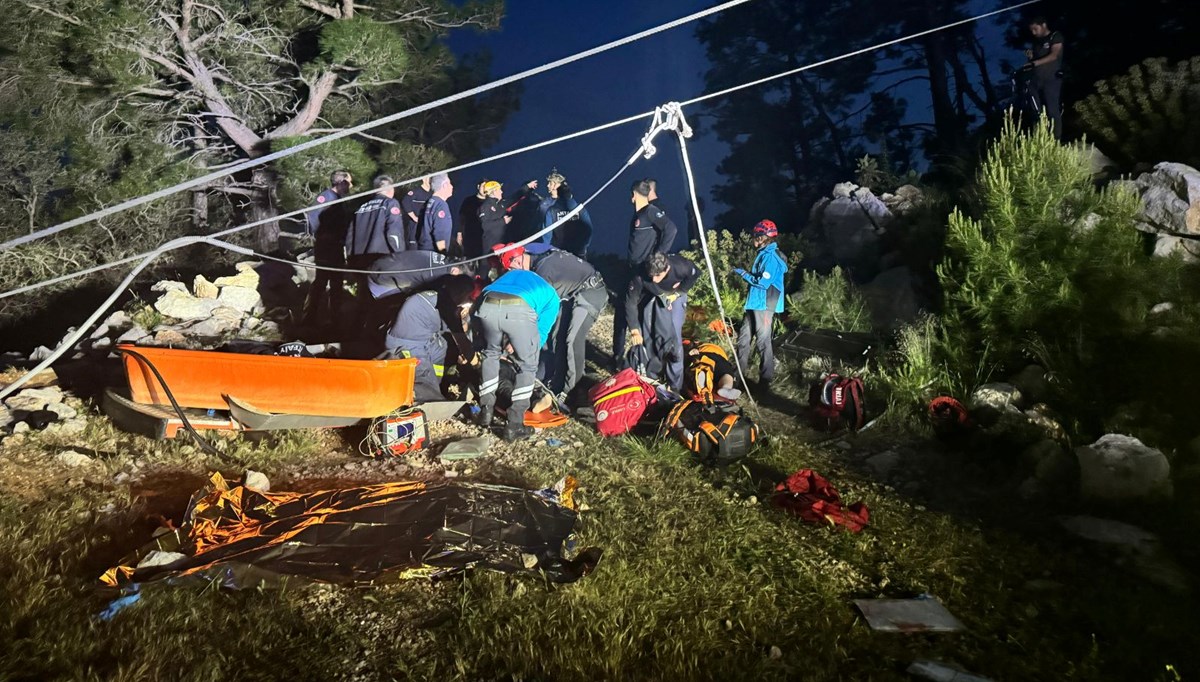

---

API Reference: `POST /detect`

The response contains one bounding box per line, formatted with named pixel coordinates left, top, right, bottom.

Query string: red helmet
left=492, top=242, right=525, bottom=270
left=753, top=219, right=778, bottom=237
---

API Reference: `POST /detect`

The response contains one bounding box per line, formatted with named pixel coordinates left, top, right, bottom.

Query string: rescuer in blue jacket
left=734, top=219, right=789, bottom=387
left=474, top=268, right=559, bottom=441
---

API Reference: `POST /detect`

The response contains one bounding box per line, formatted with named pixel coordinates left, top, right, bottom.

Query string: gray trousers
left=476, top=296, right=540, bottom=419
left=737, top=308, right=776, bottom=383
left=557, top=285, right=607, bottom=395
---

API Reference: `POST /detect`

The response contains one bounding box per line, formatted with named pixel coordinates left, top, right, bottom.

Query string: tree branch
left=19, top=2, right=80, bottom=26
left=299, top=0, right=341, bottom=19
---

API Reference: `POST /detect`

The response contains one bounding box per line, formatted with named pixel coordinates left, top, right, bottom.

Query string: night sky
left=444, top=0, right=1017, bottom=255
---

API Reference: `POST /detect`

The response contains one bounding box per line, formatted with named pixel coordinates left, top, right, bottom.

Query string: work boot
left=474, top=406, right=493, bottom=429
left=502, top=424, right=535, bottom=442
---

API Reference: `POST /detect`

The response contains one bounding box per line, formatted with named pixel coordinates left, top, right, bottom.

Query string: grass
left=1, top=405, right=1198, bottom=681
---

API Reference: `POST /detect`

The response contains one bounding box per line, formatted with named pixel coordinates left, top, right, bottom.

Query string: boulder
left=151, top=280, right=188, bottom=294
left=116, top=325, right=150, bottom=344
left=101, top=310, right=131, bottom=331
left=831, top=182, right=857, bottom=199
left=0, top=406, right=13, bottom=429
left=1076, top=434, right=1171, bottom=501
left=217, top=286, right=262, bottom=314
left=185, top=307, right=244, bottom=337
left=242, top=470, right=271, bottom=492
left=881, top=184, right=924, bottom=215
left=55, top=450, right=95, bottom=468
left=1085, top=145, right=1119, bottom=178
left=192, top=275, right=219, bottom=299
left=213, top=268, right=260, bottom=290
left=1117, top=162, right=1200, bottom=235
left=152, top=329, right=188, bottom=347
left=154, top=289, right=221, bottom=321
left=1152, top=234, right=1200, bottom=262
left=969, top=383, right=1023, bottom=413
left=46, top=402, right=78, bottom=421
left=858, top=266, right=921, bottom=329
left=4, top=386, right=65, bottom=412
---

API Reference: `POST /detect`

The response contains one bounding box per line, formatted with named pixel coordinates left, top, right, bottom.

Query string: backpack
left=588, top=368, right=658, bottom=436
left=665, top=400, right=760, bottom=465
left=684, top=343, right=732, bottom=404
left=808, top=373, right=866, bottom=432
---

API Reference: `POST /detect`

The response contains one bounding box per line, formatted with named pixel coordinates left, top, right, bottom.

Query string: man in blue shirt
left=734, top=220, right=788, bottom=387
left=474, top=267, right=560, bottom=441
left=546, top=182, right=593, bottom=258
left=419, top=173, right=454, bottom=253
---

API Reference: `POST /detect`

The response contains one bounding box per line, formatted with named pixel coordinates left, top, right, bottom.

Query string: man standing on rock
left=401, top=176, right=431, bottom=250
left=613, top=180, right=679, bottom=364
left=301, top=169, right=353, bottom=328
left=1025, top=15, right=1065, bottom=139
left=345, top=175, right=405, bottom=335
left=419, top=173, right=454, bottom=254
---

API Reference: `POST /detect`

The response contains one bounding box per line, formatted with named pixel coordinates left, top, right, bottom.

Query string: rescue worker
left=384, top=275, right=478, bottom=403
left=345, top=175, right=405, bottom=334
left=400, top=176, right=431, bottom=250
left=504, top=179, right=543, bottom=242
left=614, top=179, right=679, bottom=362
left=458, top=179, right=489, bottom=259
left=546, top=182, right=593, bottom=258
left=419, top=173, right=454, bottom=253
left=301, top=169, right=353, bottom=327
left=625, top=252, right=699, bottom=390
left=734, top=219, right=788, bottom=389
left=478, top=181, right=510, bottom=257
left=1024, top=16, right=1065, bottom=139
left=474, top=266, right=559, bottom=441
left=493, top=242, right=606, bottom=403
left=535, top=169, right=565, bottom=244
left=368, top=250, right=462, bottom=300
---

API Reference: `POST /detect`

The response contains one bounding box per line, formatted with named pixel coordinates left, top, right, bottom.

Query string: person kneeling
left=384, top=275, right=478, bottom=403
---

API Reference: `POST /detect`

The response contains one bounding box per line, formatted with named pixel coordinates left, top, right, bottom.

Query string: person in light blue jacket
left=733, top=220, right=788, bottom=387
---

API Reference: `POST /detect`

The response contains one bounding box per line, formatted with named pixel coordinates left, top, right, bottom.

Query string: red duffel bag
left=588, top=368, right=658, bottom=437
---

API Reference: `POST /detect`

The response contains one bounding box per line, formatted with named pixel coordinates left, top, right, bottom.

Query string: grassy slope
left=1, top=400, right=1197, bottom=682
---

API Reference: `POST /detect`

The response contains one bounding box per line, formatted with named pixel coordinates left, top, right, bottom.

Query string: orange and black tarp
left=102, top=473, right=599, bottom=589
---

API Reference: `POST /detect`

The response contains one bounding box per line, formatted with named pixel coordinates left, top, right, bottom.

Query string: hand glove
left=734, top=268, right=748, bottom=279
left=629, top=330, right=644, bottom=346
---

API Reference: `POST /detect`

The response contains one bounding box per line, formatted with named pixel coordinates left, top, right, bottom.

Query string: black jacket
left=528, top=246, right=604, bottom=300
left=346, top=194, right=405, bottom=256
left=624, top=254, right=699, bottom=331
left=628, top=203, right=678, bottom=265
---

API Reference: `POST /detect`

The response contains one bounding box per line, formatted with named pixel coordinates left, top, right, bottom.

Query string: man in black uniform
left=400, top=176, right=431, bottom=250
left=495, top=242, right=607, bottom=403
left=613, top=179, right=679, bottom=363
left=478, top=181, right=510, bottom=255
left=458, top=179, right=488, bottom=259
left=1025, top=16, right=1065, bottom=139
left=362, top=250, right=463, bottom=346
left=301, top=169, right=353, bottom=327
left=344, top=175, right=405, bottom=336
left=625, top=252, right=699, bottom=390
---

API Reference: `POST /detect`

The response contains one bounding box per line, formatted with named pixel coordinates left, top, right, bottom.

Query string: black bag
left=665, top=400, right=760, bottom=465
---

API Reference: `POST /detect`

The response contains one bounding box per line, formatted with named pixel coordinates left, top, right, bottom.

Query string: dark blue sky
left=443, top=0, right=1019, bottom=255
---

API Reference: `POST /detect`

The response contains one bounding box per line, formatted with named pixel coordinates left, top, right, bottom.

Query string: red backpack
left=808, top=373, right=866, bottom=432
left=588, top=368, right=658, bottom=436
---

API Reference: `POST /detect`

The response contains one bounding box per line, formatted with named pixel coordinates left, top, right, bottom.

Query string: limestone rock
left=46, top=402, right=78, bottom=421
left=1152, top=234, right=1200, bottom=262
left=117, top=325, right=150, bottom=345
left=0, top=406, right=13, bottom=429
left=213, top=268, right=260, bottom=290
left=154, top=289, right=221, bottom=321
left=4, top=386, right=65, bottom=411
left=55, top=450, right=95, bottom=468
left=1076, top=434, right=1171, bottom=501
left=192, top=275, right=219, bottom=299
left=1117, top=162, right=1200, bottom=235
left=242, top=470, right=271, bottom=492
left=29, top=345, right=53, bottom=361
left=151, top=280, right=188, bottom=294
left=831, top=182, right=857, bottom=199
left=152, top=329, right=188, bottom=347
left=969, top=383, right=1023, bottom=413
left=102, top=310, right=131, bottom=331
left=217, top=285, right=262, bottom=313
left=186, top=307, right=243, bottom=337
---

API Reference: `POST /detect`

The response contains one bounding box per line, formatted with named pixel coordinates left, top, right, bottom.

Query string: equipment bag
left=588, top=368, right=658, bottom=436
left=665, top=400, right=760, bottom=465
left=807, top=373, right=866, bottom=432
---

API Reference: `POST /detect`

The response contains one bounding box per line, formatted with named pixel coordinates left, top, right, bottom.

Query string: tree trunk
left=192, top=124, right=209, bottom=233
left=250, top=168, right=280, bottom=254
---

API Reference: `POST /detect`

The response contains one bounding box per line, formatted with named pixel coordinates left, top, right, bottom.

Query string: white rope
left=0, top=0, right=753, bottom=253
left=0, top=111, right=652, bottom=301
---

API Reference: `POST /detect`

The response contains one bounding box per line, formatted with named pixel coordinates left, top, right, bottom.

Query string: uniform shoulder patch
left=316, top=195, right=326, bottom=203
left=390, top=206, right=401, bottom=215
left=634, top=219, right=641, bottom=227
left=406, top=190, right=414, bottom=196
left=655, top=211, right=664, bottom=218
left=437, top=209, right=446, bottom=219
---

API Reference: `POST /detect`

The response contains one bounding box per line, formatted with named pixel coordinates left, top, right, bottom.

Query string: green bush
left=1075, top=56, right=1200, bottom=168
left=925, top=115, right=1200, bottom=443
left=786, top=267, right=871, bottom=332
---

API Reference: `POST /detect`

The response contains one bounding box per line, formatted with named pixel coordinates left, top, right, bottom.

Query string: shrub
left=1074, top=56, right=1200, bottom=169
left=786, top=267, right=871, bottom=332
left=932, top=115, right=1200, bottom=443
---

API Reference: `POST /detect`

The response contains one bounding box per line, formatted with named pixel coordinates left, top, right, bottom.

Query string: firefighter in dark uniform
left=613, top=179, right=679, bottom=363
left=458, top=179, right=488, bottom=259
left=301, top=170, right=354, bottom=327
left=384, top=275, right=478, bottom=403
left=362, top=250, right=463, bottom=343
left=345, top=175, right=405, bottom=336
left=625, top=252, right=699, bottom=390
left=400, top=177, right=431, bottom=250
left=419, top=173, right=454, bottom=253
left=1025, top=16, right=1065, bottom=139
left=494, top=242, right=606, bottom=404
left=477, top=181, right=510, bottom=257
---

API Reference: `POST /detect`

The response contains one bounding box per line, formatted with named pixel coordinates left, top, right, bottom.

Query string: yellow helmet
left=695, top=342, right=728, bottom=360
left=481, top=180, right=502, bottom=194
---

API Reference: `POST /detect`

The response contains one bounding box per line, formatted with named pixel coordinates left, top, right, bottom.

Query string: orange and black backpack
left=684, top=342, right=732, bottom=404
left=665, top=400, right=760, bottom=465
left=807, top=372, right=866, bottom=432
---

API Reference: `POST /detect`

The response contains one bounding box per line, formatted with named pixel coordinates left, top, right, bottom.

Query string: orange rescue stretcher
left=102, top=344, right=419, bottom=438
